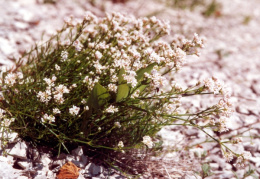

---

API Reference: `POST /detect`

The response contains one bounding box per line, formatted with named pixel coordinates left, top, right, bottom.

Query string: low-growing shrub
left=0, top=12, right=250, bottom=175
left=161, top=0, right=221, bottom=17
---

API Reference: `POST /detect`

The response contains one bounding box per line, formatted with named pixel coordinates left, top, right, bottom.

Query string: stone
left=41, top=154, right=52, bottom=167
left=28, top=148, right=40, bottom=161
left=8, top=141, right=28, bottom=159
left=18, top=177, right=28, bottom=179
left=65, top=154, right=75, bottom=162
left=0, top=131, right=18, bottom=145
left=17, top=8, right=34, bottom=22
left=71, top=160, right=86, bottom=168
left=251, top=83, right=260, bottom=95
left=225, top=163, right=232, bottom=170
left=78, top=172, right=85, bottom=179
left=33, top=162, right=44, bottom=171
left=0, top=37, right=16, bottom=55
left=14, top=21, right=29, bottom=29
left=210, top=155, right=227, bottom=169
left=34, top=173, right=47, bottom=179
left=27, top=167, right=38, bottom=176
left=51, top=159, right=66, bottom=168
left=250, top=157, right=260, bottom=168
left=244, top=142, right=258, bottom=152
left=86, top=163, right=104, bottom=176
left=35, top=168, right=55, bottom=179
left=46, top=170, right=55, bottom=178
left=209, top=163, right=219, bottom=170
left=17, top=160, right=31, bottom=170
left=80, top=155, right=88, bottom=166
left=56, top=153, right=67, bottom=160
left=71, top=146, right=88, bottom=168
left=236, top=105, right=249, bottom=114
left=7, top=132, right=19, bottom=144
left=72, top=146, right=84, bottom=156
left=0, top=160, right=21, bottom=179
left=0, top=156, right=9, bottom=163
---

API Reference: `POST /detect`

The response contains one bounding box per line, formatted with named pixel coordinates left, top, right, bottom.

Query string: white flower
left=118, top=141, right=124, bottom=148
left=241, top=151, right=251, bottom=160
left=53, top=108, right=61, bottom=114
left=149, top=70, right=167, bottom=91
left=114, top=122, right=121, bottom=128
left=61, top=51, right=68, bottom=61
left=174, top=48, right=186, bottom=69
left=93, top=61, right=105, bottom=74
left=218, top=117, right=229, bottom=132
left=105, top=105, right=119, bottom=113
left=142, top=136, right=153, bottom=148
left=16, top=72, right=23, bottom=79
left=232, top=137, right=242, bottom=144
left=193, top=33, right=204, bottom=48
left=55, top=84, right=70, bottom=94
left=84, top=106, right=89, bottom=111
left=43, top=77, right=56, bottom=87
left=171, top=82, right=184, bottom=92
left=55, top=64, right=61, bottom=71
left=111, top=75, right=118, bottom=83
left=71, top=84, right=77, bottom=88
left=95, top=51, right=102, bottom=60
left=4, top=73, right=17, bottom=87
left=84, top=11, right=98, bottom=22
left=54, top=93, right=64, bottom=104
left=224, top=152, right=234, bottom=162
left=81, top=99, right=87, bottom=104
left=108, top=83, right=118, bottom=92
left=69, top=105, right=80, bottom=116
left=123, top=71, right=137, bottom=87
left=0, top=109, right=6, bottom=119
left=131, top=90, right=140, bottom=98
left=64, top=16, right=80, bottom=27
left=73, top=40, right=83, bottom=51
left=2, top=118, right=15, bottom=127
left=203, top=77, right=224, bottom=94
left=41, top=114, right=55, bottom=123
left=37, top=90, right=52, bottom=104
left=235, top=152, right=251, bottom=168
left=83, top=76, right=90, bottom=83
left=217, top=98, right=233, bottom=117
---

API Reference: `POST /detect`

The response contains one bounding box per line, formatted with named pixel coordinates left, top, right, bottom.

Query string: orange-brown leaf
left=56, top=161, right=81, bottom=179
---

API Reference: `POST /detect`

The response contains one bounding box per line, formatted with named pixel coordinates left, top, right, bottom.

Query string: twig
left=163, top=165, right=172, bottom=179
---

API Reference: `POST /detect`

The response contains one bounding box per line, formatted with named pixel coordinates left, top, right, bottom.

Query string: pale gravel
left=0, top=0, right=260, bottom=178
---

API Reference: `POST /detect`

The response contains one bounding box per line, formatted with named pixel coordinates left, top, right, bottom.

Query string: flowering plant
left=0, top=12, right=250, bottom=175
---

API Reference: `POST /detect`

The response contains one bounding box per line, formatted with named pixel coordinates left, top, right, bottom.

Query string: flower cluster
left=142, top=136, right=153, bottom=148
left=3, top=72, right=23, bottom=87
left=200, top=77, right=234, bottom=132
left=224, top=150, right=252, bottom=168
left=235, top=151, right=252, bottom=168
left=105, top=105, right=119, bottom=113
left=69, top=105, right=80, bottom=116
left=41, top=114, right=55, bottom=124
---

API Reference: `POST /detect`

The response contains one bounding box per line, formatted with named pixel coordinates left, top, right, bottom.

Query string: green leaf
left=136, top=63, right=156, bottom=82
left=116, top=84, right=129, bottom=102
left=116, top=64, right=156, bottom=101
left=88, top=83, right=110, bottom=109
left=202, top=163, right=210, bottom=176
left=118, top=68, right=126, bottom=84
left=116, top=68, right=130, bottom=102
left=129, top=63, right=157, bottom=94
